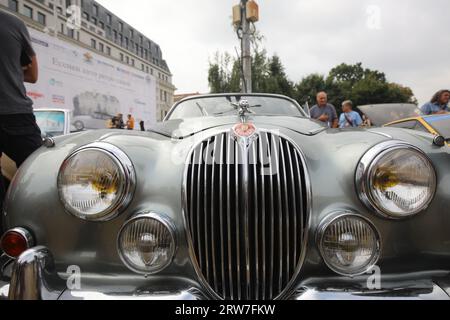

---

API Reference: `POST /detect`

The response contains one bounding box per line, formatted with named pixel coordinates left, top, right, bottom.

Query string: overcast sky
left=96, top=0, right=450, bottom=105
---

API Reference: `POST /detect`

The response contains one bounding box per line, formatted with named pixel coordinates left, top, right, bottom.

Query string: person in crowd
left=310, top=92, right=338, bottom=128
left=116, top=113, right=125, bottom=129
left=0, top=11, right=42, bottom=223
left=421, top=90, right=450, bottom=115
left=126, top=114, right=135, bottom=130
left=107, top=116, right=116, bottom=129
left=339, top=100, right=363, bottom=128
left=361, top=114, right=372, bottom=127
left=139, top=120, right=146, bottom=132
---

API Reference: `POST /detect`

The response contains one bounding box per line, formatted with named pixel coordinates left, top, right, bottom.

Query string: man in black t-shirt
left=0, top=11, right=43, bottom=228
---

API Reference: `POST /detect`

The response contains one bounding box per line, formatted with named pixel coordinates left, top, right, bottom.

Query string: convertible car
left=1, top=94, right=449, bottom=300
left=385, top=115, right=450, bottom=146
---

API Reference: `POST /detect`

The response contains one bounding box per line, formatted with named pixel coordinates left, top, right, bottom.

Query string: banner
left=25, top=28, right=157, bottom=129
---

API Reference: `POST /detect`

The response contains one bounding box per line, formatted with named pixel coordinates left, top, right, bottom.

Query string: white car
left=1, top=109, right=72, bottom=182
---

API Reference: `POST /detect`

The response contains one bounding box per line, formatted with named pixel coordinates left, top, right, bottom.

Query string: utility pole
left=241, top=0, right=252, bottom=93
left=233, top=1, right=259, bottom=93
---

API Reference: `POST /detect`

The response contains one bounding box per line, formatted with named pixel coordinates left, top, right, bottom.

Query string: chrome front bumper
left=1, top=246, right=450, bottom=300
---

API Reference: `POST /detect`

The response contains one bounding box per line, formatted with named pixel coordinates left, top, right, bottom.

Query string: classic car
left=385, top=115, right=450, bottom=146
left=1, top=93, right=449, bottom=300
left=357, top=103, right=422, bottom=127
left=72, top=112, right=115, bottom=131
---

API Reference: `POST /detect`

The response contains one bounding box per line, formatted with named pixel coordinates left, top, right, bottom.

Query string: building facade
left=0, top=0, right=175, bottom=121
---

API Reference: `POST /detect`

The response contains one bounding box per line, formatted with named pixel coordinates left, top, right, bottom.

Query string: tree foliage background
left=208, top=46, right=417, bottom=114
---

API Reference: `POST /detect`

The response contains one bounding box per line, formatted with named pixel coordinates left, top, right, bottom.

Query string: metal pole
left=241, top=0, right=252, bottom=93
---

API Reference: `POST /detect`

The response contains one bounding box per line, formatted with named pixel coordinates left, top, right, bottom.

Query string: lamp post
left=233, top=0, right=259, bottom=93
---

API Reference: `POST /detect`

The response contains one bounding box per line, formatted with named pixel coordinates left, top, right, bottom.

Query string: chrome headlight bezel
left=57, top=142, right=136, bottom=221
left=317, top=212, right=382, bottom=277
left=355, top=140, right=437, bottom=219
left=117, top=212, right=177, bottom=275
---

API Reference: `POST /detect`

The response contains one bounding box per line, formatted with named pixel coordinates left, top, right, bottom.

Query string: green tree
left=294, top=63, right=416, bottom=113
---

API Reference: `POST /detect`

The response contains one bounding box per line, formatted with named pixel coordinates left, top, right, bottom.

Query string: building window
left=120, top=53, right=124, bottom=61
left=144, top=49, right=148, bottom=60
left=106, top=14, right=112, bottom=24
left=106, top=26, right=111, bottom=36
left=106, top=47, right=111, bottom=56
left=141, top=64, right=144, bottom=71
left=135, top=44, right=139, bottom=54
left=126, top=56, right=129, bottom=64
left=9, top=0, right=18, bottom=12
left=91, top=39, right=96, bottom=49
left=68, top=28, right=74, bottom=38
left=118, top=22, right=123, bottom=32
left=125, top=38, right=129, bottom=49
left=131, top=59, right=135, bottom=67
left=57, top=6, right=63, bottom=14
left=119, top=34, right=123, bottom=45
left=23, top=5, right=33, bottom=19
left=146, top=66, right=149, bottom=73
left=82, top=12, right=89, bottom=20
left=91, top=17, right=97, bottom=25
left=129, top=29, right=134, bottom=38
left=99, top=21, right=104, bottom=29
left=139, top=36, right=143, bottom=45
left=37, top=12, right=46, bottom=25
left=93, top=4, right=98, bottom=16
left=113, top=30, right=118, bottom=41
left=60, top=23, right=64, bottom=34
left=99, top=43, right=104, bottom=52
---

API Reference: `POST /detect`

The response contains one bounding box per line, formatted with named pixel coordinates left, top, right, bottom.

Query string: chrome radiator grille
left=184, top=131, right=309, bottom=300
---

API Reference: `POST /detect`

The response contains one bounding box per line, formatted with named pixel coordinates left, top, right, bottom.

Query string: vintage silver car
left=1, top=94, right=449, bottom=300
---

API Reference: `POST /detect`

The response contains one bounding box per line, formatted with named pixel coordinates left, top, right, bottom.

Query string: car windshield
left=424, top=115, right=450, bottom=138
left=167, top=95, right=305, bottom=120
left=357, top=104, right=421, bottom=126
left=34, top=110, right=66, bottom=137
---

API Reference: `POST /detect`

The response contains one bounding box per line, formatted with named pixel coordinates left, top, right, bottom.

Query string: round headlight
left=318, top=213, right=381, bottom=276
left=58, top=142, right=135, bottom=221
left=356, top=141, right=436, bottom=219
left=118, top=212, right=176, bottom=274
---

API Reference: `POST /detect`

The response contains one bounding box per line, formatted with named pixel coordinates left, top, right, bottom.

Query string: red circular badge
left=233, top=122, right=256, bottom=138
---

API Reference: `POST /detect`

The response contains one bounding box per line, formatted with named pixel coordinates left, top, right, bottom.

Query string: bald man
left=310, top=92, right=338, bottom=128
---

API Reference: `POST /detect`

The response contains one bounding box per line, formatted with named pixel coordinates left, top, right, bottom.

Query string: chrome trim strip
left=252, top=142, right=259, bottom=300
left=272, top=133, right=283, bottom=293
left=234, top=139, right=241, bottom=300
left=286, top=141, right=297, bottom=271
left=316, top=211, right=382, bottom=277
left=196, top=143, right=204, bottom=271
left=226, top=132, right=234, bottom=300
left=280, top=140, right=290, bottom=278
left=57, top=142, right=136, bottom=222
left=181, top=128, right=313, bottom=300
left=117, top=211, right=177, bottom=275
left=218, top=133, right=226, bottom=298
left=355, top=140, right=437, bottom=219
left=264, top=132, right=275, bottom=299
left=258, top=134, right=267, bottom=300
left=204, top=138, right=211, bottom=282
left=210, top=136, right=219, bottom=291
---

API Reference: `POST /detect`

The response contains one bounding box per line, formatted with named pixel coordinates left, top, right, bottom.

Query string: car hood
left=152, top=116, right=326, bottom=139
